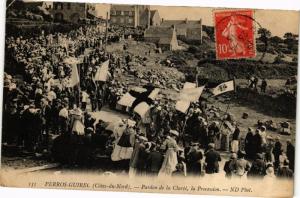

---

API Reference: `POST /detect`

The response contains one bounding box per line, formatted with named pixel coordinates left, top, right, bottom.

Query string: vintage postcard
left=0, top=1, right=299, bottom=197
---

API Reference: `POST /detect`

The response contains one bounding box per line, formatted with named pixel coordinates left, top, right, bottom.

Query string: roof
left=161, top=19, right=202, bottom=29
left=150, top=10, right=159, bottom=18
left=159, top=37, right=172, bottom=44
left=110, top=4, right=137, bottom=11
left=144, top=26, right=174, bottom=38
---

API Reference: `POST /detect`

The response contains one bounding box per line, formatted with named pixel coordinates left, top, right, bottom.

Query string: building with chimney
left=160, top=18, right=203, bottom=43
left=110, top=5, right=160, bottom=28
left=51, top=2, right=96, bottom=23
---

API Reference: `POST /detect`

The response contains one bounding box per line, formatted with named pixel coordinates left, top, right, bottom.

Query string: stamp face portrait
left=214, top=9, right=256, bottom=60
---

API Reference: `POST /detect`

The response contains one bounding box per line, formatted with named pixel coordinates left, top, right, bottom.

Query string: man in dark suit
left=286, top=140, right=295, bottom=171
left=205, top=143, right=221, bottom=174
left=186, top=142, right=203, bottom=176
left=146, top=143, right=164, bottom=176
left=277, top=160, right=293, bottom=179
left=247, top=153, right=266, bottom=178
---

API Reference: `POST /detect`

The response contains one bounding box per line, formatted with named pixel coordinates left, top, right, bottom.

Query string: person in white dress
left=158, top=130, right=180, bottom=177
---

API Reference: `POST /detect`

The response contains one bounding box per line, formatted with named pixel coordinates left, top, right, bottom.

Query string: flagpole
left=104, top=12, right=108, bottom=53
left=78, top=63, right=81, bottom=108
left=216, top=78, right=236, bottom=149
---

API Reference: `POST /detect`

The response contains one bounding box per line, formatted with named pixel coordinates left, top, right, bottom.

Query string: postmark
left=214, top=9, right=256, bottom=60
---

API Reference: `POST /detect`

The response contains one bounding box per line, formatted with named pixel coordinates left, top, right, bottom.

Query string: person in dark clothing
left=261, top=78, right=267, bottom=93
left=172, top=163, right=185, bottom=177
left=286, top=140, right=295, bottom=171
left=84, top=113, right=96, bottom=130
left=136, top=142, right=151, bottom=175
left=186, top=143, right=203, bottom=176
left=205, top=143, right=221, bottom=174
left=231, top=126, right=240, bottom=153
left=146, top=144, right=164, bottom=176
left=224, top=153, right=238, bottom=178
left=245, top=128, right=255, bottom=159
left=247, top=153, right=266, bottom=178
left=273, top=137, right=282, bottom=170
left=252, top=129, right=263, bottom=155
left=277, top=160, right=293, bottom=179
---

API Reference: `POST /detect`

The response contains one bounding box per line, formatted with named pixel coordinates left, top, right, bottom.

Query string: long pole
left=104, top=12, right=108, bottom=52
left=6, top=0, right=16, bottom=10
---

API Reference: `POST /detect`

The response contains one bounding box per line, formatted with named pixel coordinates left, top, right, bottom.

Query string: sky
left=95, top=4, right=300, bottom=37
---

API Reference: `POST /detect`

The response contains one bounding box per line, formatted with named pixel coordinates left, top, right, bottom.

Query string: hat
left=230, top=153, right=237, bottom=159
left=208, top=143, right=215, bottom=149
left=238, top=150, right=246, bottom=158
left=86, top=127, right=94, bottom=132
left=256, top=153, right=263, bottom=160
left=261, top=126, right=266, bottom=131
left=169, top=130, right=179, bottom=137
left=139, top=136, right=148, bottom=142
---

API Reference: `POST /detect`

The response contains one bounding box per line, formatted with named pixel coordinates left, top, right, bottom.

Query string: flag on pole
left=94, top=60, right=110, bottom=82
left=175, top=83, right=205, bottom=113
left=64, top=57, right=80, bottom=88
left=148, top=88, right=160, bottom=100
left=211, top=80, right=235, bottom=96
left=179, top=86, right=205, bottom=102
left=183, top=82, right=197, bottom=90
left=134, top=102, right=151, bottom=123
left=175, top=100, right=191, bottom=114
left=117, top=92, right=136, bottom=107
left=67, top=64, right=80, bottom=87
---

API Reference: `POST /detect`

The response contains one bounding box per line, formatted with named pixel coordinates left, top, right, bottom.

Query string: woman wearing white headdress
left=158, top=130, right=180, bottom=177
left=70, top=107, right=85, bottom=135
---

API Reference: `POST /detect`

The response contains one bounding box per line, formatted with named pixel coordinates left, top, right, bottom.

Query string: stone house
left=144, top=26, right=179, bottom=51
left=160, top=18, right=203, bottom=43
left=110, top=5, right=160, bottom=28
left=51, top=2, right=96, bottom=23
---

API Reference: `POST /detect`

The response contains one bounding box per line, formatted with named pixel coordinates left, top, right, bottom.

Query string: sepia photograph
left=0, top=0, right=299, bottom=197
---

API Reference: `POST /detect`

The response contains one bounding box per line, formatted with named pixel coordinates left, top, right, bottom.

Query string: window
left=128, top=11, right=133, bottom=16
left=56, top=3, right=63, bottom=10
left=120, top=18, right=125, bottom=23
left=128, top=18, right=133, bottom=23
left=121, top=11, right=124, bottom=15
left=67, top=3, right=71, bottom=10
left=116, top=11, right=121, bottom=15
left=124, top=11, right=129, bottom=16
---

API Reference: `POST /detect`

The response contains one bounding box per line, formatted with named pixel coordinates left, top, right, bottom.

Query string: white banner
left=94, top=60, right=110, bottom=82
left=211, top=80, right=235, bottom=96
left=179, top=86, right=205, bottom=102
left=117, top=93, right=136, bottom=107
left=175, top=100, right=191, bottom=114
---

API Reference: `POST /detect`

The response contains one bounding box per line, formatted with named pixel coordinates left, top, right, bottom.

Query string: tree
left=269, top=36, right=283, bottom=47
left=258, top=28, right=271, bottom=42
left=258, top=28, right=272, bottom=56
left=283, top=32, right=297, bottom=54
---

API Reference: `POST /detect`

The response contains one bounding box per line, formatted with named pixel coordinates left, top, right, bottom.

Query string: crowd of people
left=2, top=24, right=295, bottom=180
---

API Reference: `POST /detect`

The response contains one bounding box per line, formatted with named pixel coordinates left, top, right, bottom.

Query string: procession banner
left=117, top=92, right=136, bottom=107
left=64, top=57, right=80, bottom=87
left=175, top=100, right=191, bottom=113
left=179, top=86, right=205, bottom=102
left=148, top=88, right=160, bottom=100
left=183, top=82, right=197, bottom=90
left=134, top=102, right=150, bottom=120
left=94, top=60, right=110, bottom=81
left=211, top=80, right=235, bottom=96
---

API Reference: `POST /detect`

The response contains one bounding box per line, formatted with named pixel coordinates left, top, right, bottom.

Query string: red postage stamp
left=214, top=9, right=256, bottom=60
